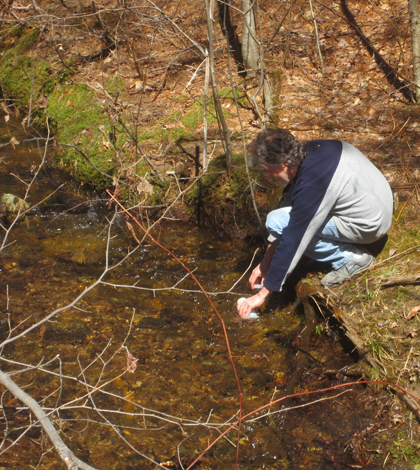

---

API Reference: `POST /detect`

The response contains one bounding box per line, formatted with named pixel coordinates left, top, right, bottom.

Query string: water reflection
left=0, top=118, right=383, bottom=469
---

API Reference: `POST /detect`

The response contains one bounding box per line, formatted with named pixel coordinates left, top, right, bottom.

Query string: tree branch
left=0, top=369, right=99, bottom=470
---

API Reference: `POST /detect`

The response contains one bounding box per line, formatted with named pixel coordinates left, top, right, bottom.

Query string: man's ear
left=288, top=165, right=298, bottom=179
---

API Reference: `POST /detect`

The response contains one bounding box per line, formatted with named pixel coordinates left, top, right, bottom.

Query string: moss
left=184, top=154, right=262, bottom=235
left=148, top=178, right=170, bottom=206
left=167, top=110, right=182, bottom=123
left=4, top=23, right=26, bottom=38
left=0, top=56, right=55, bottom=105
left=0, top=29, right=55, bottom=106
left=134, top=87, right=242, bottom=153
left=16, top=29, right=40, bottom=53
left=218, top=87, right=250, bottom=108
left=0, top=28, right=115, bottom=188
left=46, top=83, right=115, bottom=187
left=104, top=73, right=127, bottom=97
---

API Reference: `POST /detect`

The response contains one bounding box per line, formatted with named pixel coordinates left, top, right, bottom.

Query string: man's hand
left=237, top=287, right=271, bottom=319
left=249, top=263, right=265, bottom=289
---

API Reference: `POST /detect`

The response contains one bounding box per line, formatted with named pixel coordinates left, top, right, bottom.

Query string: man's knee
left=266, top=206, right=291, bottom=237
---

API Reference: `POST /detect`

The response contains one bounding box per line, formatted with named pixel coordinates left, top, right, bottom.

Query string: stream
left=0, top=117, right=388, bottom=469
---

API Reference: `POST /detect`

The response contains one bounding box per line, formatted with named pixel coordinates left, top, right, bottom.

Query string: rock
left=42, top=320, right=91, bottom=343
left=1, top=193, right=31, bottom=224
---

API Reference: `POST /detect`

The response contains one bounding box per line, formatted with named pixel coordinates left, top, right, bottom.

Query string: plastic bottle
left=237, top=297, right=259, bottom=320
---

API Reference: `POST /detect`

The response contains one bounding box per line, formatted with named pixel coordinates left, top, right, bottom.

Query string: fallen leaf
left=338, top=39, right=349, bottom=48
left=4, top=114, right=9, bottom=122
left=10, top=136, right=19, bottom=149
left=407, top=305, right=420, bottom=320
left=137, top=178, right=153, bottom=194
left=389, top=248, right=396, bottom=256
left=126, top=349, right=138, bottom=373
left=102, top=138, right=110, bottom=150
left=65, top=100, right=74, bottom=108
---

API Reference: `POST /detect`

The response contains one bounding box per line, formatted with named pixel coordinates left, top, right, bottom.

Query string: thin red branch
left=185, top=380, right=420, bottom=469
left=106, top=190, right=244, bottom=460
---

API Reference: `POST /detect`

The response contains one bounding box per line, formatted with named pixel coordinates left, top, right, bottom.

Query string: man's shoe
left=321, top=252, right=375, bottom=287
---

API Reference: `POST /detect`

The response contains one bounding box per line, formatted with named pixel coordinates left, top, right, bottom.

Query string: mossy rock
left=1, top=193, right=31, bottom=224
left=46, top=83, right=116, bottom=187
left=185, top=154, right=268, bottom=237
left=0, top=29, right=55, bottom=107
left=0, top=28, right=116, bottom=189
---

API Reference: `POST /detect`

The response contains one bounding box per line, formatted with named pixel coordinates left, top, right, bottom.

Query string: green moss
left=218, top=87, right=250, bottom=108
left=135, top=88, right=242, bottom=151
left=0, top=29, right=55, bottom=107
left=185, top=154, right=252, bottom=227
left=167, top=110, right=182, bottom=123
left=16, top=29, right=40, bottom=54
left=0, top=28, right=114, bottom=188
left=104, top=73, right=127, bottom=97
left=0, top=56, right=54, bottom=105
left=46, top=83, right=115, bottom=187
left=1, top=23, right=26, bottom=40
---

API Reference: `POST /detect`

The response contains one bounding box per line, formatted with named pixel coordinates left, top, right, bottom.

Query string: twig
left=0, top=370, right=98, bottom=470
left=247, top=389, right=352, bottom=421
left=309, top=0, right=324, bottom=76
left=185, top=380, right=420, bottom=469
left=107, top=190, right=244, bottom=452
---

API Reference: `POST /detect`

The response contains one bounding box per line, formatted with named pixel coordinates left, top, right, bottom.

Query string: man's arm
left=249, top=241, right=279, bottom=289
left=237, top=241, right=278, bottom=318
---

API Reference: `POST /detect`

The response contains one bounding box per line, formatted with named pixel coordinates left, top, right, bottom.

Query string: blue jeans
left=266, top=207, right=355, bottom=270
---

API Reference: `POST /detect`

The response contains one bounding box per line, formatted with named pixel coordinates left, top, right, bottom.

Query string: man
left=237, top=129, right=393, bottom=319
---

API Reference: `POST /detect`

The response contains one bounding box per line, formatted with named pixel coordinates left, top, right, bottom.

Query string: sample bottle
left=237, top=297, right=259, bottom=320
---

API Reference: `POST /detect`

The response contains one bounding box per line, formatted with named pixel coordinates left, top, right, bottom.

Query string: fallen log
left=381, top=273, right=420, bottom=286
left=293, top=278, right=420, bottom=420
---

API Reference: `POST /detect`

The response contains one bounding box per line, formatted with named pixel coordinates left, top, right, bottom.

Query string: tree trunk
left=204, top=0, right=233, bottom=168
left=217, top=0, right=245, bottom=76
left=409, top=0, right=420, bottom=103
left=262, top=70, right=281, bottom=129
left=241, top=0, right=259, bottom=78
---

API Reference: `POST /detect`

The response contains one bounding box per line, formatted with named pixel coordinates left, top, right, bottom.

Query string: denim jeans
left=266, top=207, right=355, bottom=270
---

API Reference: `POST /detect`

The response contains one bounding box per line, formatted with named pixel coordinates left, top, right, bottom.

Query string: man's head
left=247, top=129, right=307, bottom=175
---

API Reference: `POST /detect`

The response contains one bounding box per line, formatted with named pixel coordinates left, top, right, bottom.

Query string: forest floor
left=1, top=0, right=420, bottom=467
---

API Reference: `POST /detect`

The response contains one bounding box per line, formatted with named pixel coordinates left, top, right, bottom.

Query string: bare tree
left=408, top=0, right=420, bottom=102
left=204, top=0, right=233, bottom=167
left=241, top=0, right=259, bottom=77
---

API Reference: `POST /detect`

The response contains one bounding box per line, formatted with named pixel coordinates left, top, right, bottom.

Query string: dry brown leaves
left=408, top=305, right=420, bottom=320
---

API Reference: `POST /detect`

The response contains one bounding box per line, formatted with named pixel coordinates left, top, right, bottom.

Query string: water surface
left=0, top=118, right=384, bottom=469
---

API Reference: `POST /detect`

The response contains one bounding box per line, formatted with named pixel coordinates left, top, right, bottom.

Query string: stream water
left=0, top=117, right=387, bottom=469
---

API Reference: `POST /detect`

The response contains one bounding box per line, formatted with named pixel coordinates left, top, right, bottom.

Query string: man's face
left=263, top=163, right=297, bottom=188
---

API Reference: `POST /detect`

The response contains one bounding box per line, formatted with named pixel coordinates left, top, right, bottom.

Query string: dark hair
left=247, top=129, right=307, bottom=170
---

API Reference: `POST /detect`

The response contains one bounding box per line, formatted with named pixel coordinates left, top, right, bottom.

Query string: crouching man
left=238, top=129, right=393, bottom=319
